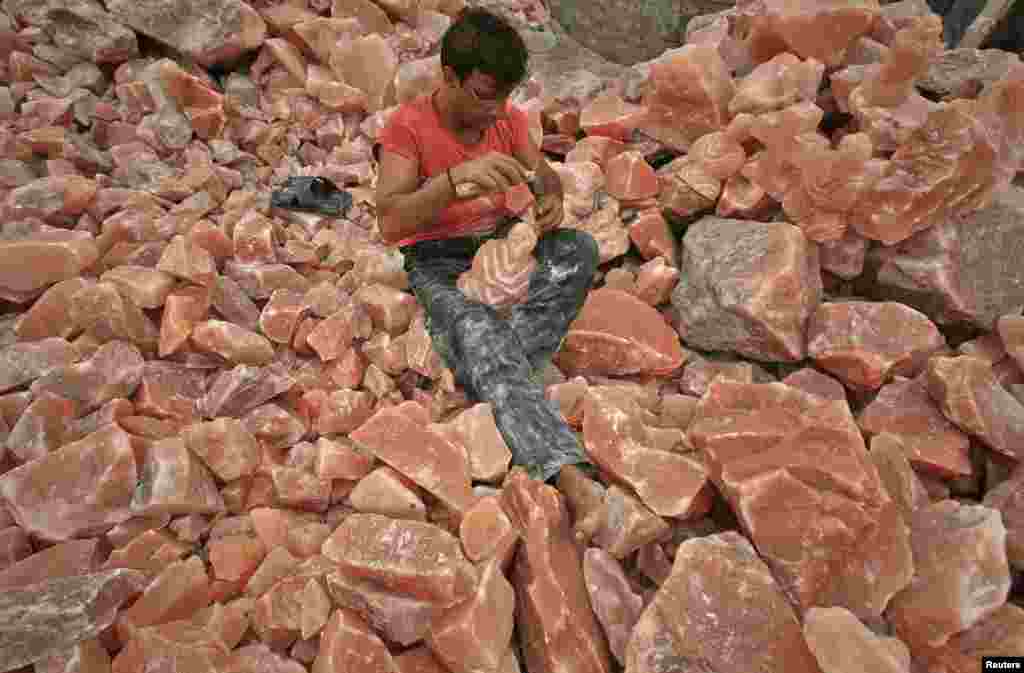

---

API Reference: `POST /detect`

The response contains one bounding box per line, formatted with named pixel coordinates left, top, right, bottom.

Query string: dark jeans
left=401, top=221, right=600, bottom=483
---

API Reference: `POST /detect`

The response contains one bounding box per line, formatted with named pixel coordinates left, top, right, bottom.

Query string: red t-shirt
left=376, top=90, right=533, bottom=247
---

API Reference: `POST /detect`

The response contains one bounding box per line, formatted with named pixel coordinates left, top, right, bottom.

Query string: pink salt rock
left=315, top=436, right=376, bottom=481
left=69, top=282, right=158, bottom=348
left=782, top=367, right=847, bottom=402
left=243, top=403, right=306, bottom=450
left=678, top=355, right=768, bottom=397
left=458, top=495, right=519, bottom=566
left=582, top=548, right=644, bottom=666
left=34, top=637, right=113, bottom=673
left=0, top=236, right=99, bottom=299
left=820, top=229, right=870, bottom=280
left=104, top=527, right=186, bottom=578
left=208, top=534, right=266, bottom=583
left=251, top=573, right=328, bottom=648
left=259, top=289, right=308, bottom=345
left=456, top=220, right=537, bottom=310
left=15, top=278, right=91, bottom=340
left=0, top=525, right=30, bottom=570
left=581, top=387, right=709, bottom=519
left=626, top=531, right=821, bottom=673
left=158, top=286, right=212, bottom=357
left=249, top=508, right=330, bottom=559
left=869, top=433, right=929, bottom=522
left=432, top=403, right=511, bottom=483
left=716, top=171, right=775, bottom=220
left=604, top=150, right=659, bottom=202
left=306, top=300, right=366, bottom=361
left=354, top=283, right=418, bottom=336
left=888, top=500, right=1010, bottom=648
left=925, top=355, right=1024, bottom=460
left=741, top=0, right=880, bottom=67
left=0, top=538, right=106, bottom=589
left=394, top=647, right=450, bottom=673
left=314, top=389, right=375, bottom=435
left=688, top=380, right=913, bottom=618
left=200, top=362, right=296, bottom=419
left=579, top=91, right=645, bottom=143
left=911, top=603, right=1024, bottom=673
left=115, top=555, right=211, bottom=642
left=427, top=558, right=515, bottom=673
left=110, top=609, right=233, bottom=673
left=156, top=235, right=216, bottom=287
left=100, top=265, right=175, bottom=309
left=182, top=417, right=260, bottom=482
left=500, top=470, right=613, bottom=673
left=0, top=425, right=136, bottom=541
left=134, top=362, right=205, bottom=424
left=325, top=567, right=447, bottom=646
left=557, top=288, right=686, bottom=377
left=244, top=546, right=299, bottom=600
left=349, top=402, right=475, bottom=515
left=312, top=608, right=399, bottom=673
left=858, top=375, right=971, bottom=477
left=657, top=156, right=720, bottom=222
left=6, top=391, right=76, bottom=462
left=565, top=136, right=626, bottom=168
left=983, top=467, right=1024, bottom=569
left=105, top=0, right=266, bottom=68
left=211, top=275, right=261, bottom=331
left=729, top=52, right=824, bottom=115
left=806, top=301, right=946, bottom=390
left=131, top=437, right=225, bottom=517
left=329, top=33, right=397, bottom=113
left=191, top=319, right=275, bottom=366
left=0, top=568, right=146, bottom=672
left=349, top=466, right=427, bottom=521
left=804, top=606, right=911, bottom=673
left=0, top=337, right=79, bottom=394
left=628, top=209, right=676, bottom=266
left=226, top=643, right=307, bottom=673
left=672, top=218, right=822, bottom=362
left=847, top=15, right=943, bottom=152
left=639, top=45, right=735, bottom=152
left=998, top=314, right=1024, bottom=372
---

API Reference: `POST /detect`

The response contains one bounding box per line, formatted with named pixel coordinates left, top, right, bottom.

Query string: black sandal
left=270, top=176, right=353, bottom=216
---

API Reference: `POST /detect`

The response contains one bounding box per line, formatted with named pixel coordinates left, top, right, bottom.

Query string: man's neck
left=434, top=87, right=475, bottom=136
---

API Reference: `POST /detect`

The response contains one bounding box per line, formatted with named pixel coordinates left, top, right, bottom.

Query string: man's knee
left=538, top=228, right=599, bottom=275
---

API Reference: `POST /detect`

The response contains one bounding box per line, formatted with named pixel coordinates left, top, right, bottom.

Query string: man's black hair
left=440, top=7, right=529, bottom=91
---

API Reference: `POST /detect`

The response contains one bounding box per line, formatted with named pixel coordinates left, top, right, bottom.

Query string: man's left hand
left=534, top=192, right=564, bottom=233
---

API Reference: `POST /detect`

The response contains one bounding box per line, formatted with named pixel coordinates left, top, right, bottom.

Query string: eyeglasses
left=464, top=81, right=524, bottom=106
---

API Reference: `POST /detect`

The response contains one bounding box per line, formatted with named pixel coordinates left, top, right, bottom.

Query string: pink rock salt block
left=579, top=91, right=645, bottom=142
left=500, top=470, right=613, bottom=673
left=426, top=558, right=515, bottom=673
left=626, top=532, right=821, bottom=673
left=688, top=380, right=913, bottom=618
left=804, top=606, right=911, bottom=673
left=312, top=607, right=399, bottom=673
left=322, top=513, right=477, bottom=605
left=349, top=401, right=474, bottom=515
left=807, top=301, right=946, bottom=390
left=888, top=500, right=1010, bottom=649
left=348, top=465, right=427, bottom=521
left=582, top=548, right=646, bottom=666
left=458, top=495, right=519, bottom=567
left=0, top=425, right=136, bottom=542
left=858, top=375, right=971, bottom=477
left=926, top=355, right=1024, bottom=460
left=557, top=288, right=687, bottom=377
left=604, top=150, right=659, bottom=202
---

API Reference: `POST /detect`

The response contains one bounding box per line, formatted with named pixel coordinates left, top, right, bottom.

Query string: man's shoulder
left=386, top=94, right=434, bottom=127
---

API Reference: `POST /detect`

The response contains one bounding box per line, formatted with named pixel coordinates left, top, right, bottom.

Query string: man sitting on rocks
left=375, top=7, right=599, bottom=483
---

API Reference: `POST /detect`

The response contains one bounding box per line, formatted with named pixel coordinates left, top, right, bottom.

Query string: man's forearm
left=379, top=171, right=457, bottom=245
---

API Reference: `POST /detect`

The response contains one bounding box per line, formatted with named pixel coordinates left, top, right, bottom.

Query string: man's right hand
left=451, top=151, right=529, bottom=197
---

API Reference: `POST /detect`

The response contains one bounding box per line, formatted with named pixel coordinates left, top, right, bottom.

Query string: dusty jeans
left=401, top=221, right=600, bottom=483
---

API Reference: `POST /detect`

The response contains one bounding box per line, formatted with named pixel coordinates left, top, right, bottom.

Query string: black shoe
left=270, top=176, right=353, bottom=216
